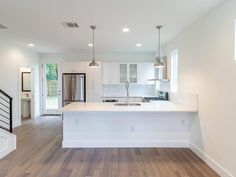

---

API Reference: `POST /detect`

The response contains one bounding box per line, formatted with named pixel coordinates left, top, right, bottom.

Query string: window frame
left=170, top=49, right=179, bottom=93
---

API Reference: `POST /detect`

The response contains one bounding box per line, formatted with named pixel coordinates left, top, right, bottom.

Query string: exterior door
left=42, top=62, right=62, bottom=114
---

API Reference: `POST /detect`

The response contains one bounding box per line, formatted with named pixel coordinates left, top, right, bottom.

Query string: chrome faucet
left=125, top=81, right=130, bottom=104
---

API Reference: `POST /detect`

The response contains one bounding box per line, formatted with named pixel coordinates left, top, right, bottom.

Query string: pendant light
left=154, top=25, right=165, bottom=68
left=89, top=25, right=99, bottom=68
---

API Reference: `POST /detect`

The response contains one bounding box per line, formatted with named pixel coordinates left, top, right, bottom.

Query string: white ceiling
left=0, top=0, right=224, bottom=53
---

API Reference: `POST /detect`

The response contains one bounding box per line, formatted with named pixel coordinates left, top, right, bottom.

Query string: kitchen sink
left=114, top=103, right=141, bottom=106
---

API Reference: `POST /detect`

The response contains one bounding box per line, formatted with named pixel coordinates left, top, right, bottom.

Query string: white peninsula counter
left=61, top=101, right=197, bottom=148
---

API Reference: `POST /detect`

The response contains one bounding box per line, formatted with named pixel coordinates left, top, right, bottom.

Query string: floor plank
left=0, top=117, right=220, bottom=177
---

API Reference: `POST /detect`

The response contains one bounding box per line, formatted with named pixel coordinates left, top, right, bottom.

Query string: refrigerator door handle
left=80, top=75, right=84, bottom=101
left=71, top=76, right=76, bottom=101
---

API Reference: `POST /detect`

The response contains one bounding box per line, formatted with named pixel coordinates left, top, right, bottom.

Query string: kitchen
left=0, top=0, right=235, bottom=176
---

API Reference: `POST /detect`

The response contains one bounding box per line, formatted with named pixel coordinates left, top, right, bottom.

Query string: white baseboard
left=189, top=142, right=233, bottom=177
left=63, top=140, right=189, bottom=148
left=0, top=130, right=16, bottom=159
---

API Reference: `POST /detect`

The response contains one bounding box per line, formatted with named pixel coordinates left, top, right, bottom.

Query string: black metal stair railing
left=0, top=89, right=13, bottom=133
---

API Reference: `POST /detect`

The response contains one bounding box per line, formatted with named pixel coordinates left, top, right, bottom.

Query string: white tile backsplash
left=160, top=82, right=171, bottom=92
left=102, top=84, right=157, bottom=97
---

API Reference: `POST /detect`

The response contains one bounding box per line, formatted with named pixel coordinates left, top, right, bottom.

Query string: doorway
left=19, top=66, right=40, bottom=122
left=42, top=62, right=62, bottom=115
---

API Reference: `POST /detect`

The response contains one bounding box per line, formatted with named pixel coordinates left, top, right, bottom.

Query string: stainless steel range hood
left=149, top=56, right=169, bottom=82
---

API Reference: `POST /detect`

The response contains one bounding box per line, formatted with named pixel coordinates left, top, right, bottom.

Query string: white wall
left=0, top=40, right=40, bottom=127
left=164, top=1, right=236, bottom=176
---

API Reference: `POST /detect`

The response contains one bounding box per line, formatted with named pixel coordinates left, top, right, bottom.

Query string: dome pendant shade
left=89, top=25, right=99, bottom=68
left=89, top=59, right=99, bottom=68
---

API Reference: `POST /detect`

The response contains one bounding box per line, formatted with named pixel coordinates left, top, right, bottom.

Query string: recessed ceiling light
left=136, top=43, right=142, bottom=47
left=28, top=43, right=35, bottom=47
left=88, top=43, right=93, bottom=47
left=122, top=28, right=130, bottom=33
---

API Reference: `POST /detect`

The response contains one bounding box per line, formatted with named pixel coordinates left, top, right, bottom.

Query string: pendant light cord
left=158, top=27, right=161, bottom=57
left=157, top=25, right=162, bottom=58
left=92, top=27, right=95, bottom=61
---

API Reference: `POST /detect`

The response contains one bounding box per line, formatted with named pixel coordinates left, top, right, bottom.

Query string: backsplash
left=160, top=82, right=170, bottom=92
left=102, top=84, right=157, bottom=97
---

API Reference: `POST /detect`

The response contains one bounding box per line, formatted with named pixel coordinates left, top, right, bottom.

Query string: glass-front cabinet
left=119, top=64, right=137, bottom=83
left=129, top=64, right=137, bottom=83
left=102, top=62, right=154, bottom=85
left=120, top=64, right=128, bottom=83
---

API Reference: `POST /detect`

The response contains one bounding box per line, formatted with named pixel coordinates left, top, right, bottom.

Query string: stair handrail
left=0, top=89, right=13, bottom=133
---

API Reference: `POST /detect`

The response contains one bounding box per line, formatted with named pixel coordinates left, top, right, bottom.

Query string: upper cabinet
left=102, top=63, right=120, bottom=84
left=102, top=62, right=154, bottom=85
left=62, top=61, right=86, bottom=73
left=119, top=64, right=128, bottom=83
left=129, top=64, right=138, bottom=83
left=120, top=64, right=137, bottom=83
left=137, top=63, right=155, bottom=84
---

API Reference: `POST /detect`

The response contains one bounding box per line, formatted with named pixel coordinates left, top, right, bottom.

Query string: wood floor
left=0, top=117, right=219, bottom=177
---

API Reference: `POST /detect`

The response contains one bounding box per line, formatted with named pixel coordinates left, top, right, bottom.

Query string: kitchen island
left=61, top=101, right=197, bottom=148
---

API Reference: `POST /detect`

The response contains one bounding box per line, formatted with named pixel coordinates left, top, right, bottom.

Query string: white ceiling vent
left=0, top=24, right=8, bottom=29
left=62, top=22, right=79, bottom=28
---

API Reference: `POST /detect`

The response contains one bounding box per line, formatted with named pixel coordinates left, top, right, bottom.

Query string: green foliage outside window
left=46, top=64, right=58, bottom=80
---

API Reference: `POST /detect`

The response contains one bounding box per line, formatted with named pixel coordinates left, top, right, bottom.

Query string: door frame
left=41, top=61, right=62, bottom=115
left=19, top=65, right=40, bottom=124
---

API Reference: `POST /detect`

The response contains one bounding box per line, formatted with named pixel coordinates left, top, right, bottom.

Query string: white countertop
left=101, top=95, right=155, bottom=98
left=61, top=101, right=197, bottom=113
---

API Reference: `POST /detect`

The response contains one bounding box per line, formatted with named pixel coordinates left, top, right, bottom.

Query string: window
left=235, top=20, right=236, bottom=60
left=171, top=49, right=179, bottom=93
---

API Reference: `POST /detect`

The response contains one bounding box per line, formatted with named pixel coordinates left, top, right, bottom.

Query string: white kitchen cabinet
left=62, top=61, right=86, bottom=73
left=119, top=63, right=137, bottom=83
left=102, top=62, right=154, bottom=85
left=129, top=64, right=137, bottom=83
left=119, top=64, right=128, bottom=83
left=86, top=61, right=102, bottom=102
left=102, top=63, right=120, bottom=84
left=137, top=63, right=155, bottom=84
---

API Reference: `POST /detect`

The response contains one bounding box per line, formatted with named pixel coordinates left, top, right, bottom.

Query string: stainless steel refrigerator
left=62, top=73, right=86, bottom=106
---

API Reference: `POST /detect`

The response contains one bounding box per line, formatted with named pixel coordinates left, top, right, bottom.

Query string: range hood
left=148, top=56, right=169, bottom=82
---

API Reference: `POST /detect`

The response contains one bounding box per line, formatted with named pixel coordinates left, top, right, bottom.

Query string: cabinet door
left=129, top=64, right=137, bottom=83
left=137, top=63, right=155, bottom=84
left=102, top=63, right=120, bottom=84
left=75, top=62, right=86, bottom=73
left=62, top=62, right=86, bottom=73
left=120, top=64, right=128, bottom=83
left=86, top=62, right=102, bottom=102
left=62, top=62, right=77, bottom=73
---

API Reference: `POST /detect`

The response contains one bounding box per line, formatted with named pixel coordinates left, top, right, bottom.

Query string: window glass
left=171, top=49, right=178, bottom=93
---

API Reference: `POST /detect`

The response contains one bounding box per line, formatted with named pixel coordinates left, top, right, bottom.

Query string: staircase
left=0, top=89, right=16, bottom=159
